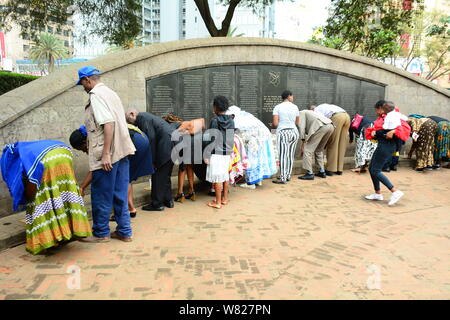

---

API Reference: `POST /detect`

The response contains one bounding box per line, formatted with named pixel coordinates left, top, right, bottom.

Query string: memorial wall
left=147, top=64, right=386, bottom=127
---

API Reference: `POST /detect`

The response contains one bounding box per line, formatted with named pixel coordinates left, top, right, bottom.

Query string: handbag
left=351, top=114, right=363, bottom=130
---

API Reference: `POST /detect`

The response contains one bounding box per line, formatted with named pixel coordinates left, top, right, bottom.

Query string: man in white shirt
left=310, top=103, right=350, bottom=175
left=272, top=90, right=300, bottom=184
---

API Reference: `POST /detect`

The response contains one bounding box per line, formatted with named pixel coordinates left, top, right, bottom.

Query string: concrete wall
left=1, top=38, right=449, bottom=217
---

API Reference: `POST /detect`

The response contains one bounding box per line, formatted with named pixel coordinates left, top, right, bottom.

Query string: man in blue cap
left=76, top=66, right=136, bottom=243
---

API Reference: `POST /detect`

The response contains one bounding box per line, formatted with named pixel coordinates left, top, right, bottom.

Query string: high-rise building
left=0, top=1, right=75, bottom=73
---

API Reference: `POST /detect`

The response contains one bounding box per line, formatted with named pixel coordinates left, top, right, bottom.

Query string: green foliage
left=313, top=0, right=425, bottom=60
left=226, top=26, right=245, bottom=37
left=0, top=72, right=40, bottom=96
left=29, top=33, right=68, bottom=73
left=0, top=0, right=142, bottom=47
left=423, top=11, right=450, bottom=80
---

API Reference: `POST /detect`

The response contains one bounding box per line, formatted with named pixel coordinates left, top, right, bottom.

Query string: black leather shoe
left=334, top=171, right=343, bottom=175
left=299, top=173, right=314, bottom=180
left=325, top=170, right=334, bottom=176
left=390, top=166, right=398, bottom=171
left=164, top=200, right=175, bottom=208
left=382, top=168, right=390, bottom=172
left=315, top=171, right=326, bottom=178
left=142, top=204, right=165, bottom=211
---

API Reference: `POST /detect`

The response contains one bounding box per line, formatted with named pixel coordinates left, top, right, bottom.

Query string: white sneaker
left=365, top=193, right=384, bottom=201
left=388, top=190, right=404, bottom=206
left=239, top=183, right=256, bottom=190
left=256, top=181, right=263, bottom=186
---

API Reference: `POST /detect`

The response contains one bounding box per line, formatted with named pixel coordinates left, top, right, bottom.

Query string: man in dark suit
left=126, top=110, right=175, bottom=211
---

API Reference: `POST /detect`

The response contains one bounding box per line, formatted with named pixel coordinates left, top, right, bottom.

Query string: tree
left=29, top=33, right=68, bottom=73
left=313, top=0, right=424, bottom=60
left=0, top=0, right=142, bottom=48
left=423, top=12, right=449, bottom=81
left=194, top=0, right=291, bottom=37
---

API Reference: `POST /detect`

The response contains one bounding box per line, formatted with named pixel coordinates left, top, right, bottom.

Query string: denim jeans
left=369, top=141, right=396, bottom=191
left=91, top=157, right=132, bottom=238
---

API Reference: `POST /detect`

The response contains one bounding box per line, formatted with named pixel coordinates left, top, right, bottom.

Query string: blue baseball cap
left=76, top=65, right=101, bottom=85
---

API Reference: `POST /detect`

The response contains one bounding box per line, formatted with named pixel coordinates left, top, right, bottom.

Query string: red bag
left=395, top=119, right=411, bottom=141
left=351, top=114, right=363, bottom=130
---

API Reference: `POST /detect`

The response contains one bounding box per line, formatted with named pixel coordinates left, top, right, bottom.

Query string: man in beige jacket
left=298, top=110, right=335, bottom=180
left=76, top=66, right=136, bottom=243
left=311, top=104, right=351, bottom=175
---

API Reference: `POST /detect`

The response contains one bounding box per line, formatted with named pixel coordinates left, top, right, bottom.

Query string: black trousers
left=151, top=160, right=174, bottom=207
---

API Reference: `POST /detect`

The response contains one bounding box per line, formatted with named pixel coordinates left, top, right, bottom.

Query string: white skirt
left=206, top=154, right=230, bottom=183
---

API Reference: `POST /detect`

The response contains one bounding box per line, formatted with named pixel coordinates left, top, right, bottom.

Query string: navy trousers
left=369, top=141, right=396, bottom=191
left=91, top=157, right=132, bottom=238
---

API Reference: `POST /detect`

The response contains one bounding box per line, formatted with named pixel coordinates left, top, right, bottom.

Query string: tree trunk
left=194, top=0, right=241, bottom=37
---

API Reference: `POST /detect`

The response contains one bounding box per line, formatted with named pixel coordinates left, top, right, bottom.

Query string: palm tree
left=29, top=33, right=68, bottom=74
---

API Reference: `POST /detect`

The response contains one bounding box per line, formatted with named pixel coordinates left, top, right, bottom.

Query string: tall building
left=0, top=1, right=75, bottom=73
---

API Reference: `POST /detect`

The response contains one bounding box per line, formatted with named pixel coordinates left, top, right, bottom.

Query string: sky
left=274, top=0, right=332, bottom=42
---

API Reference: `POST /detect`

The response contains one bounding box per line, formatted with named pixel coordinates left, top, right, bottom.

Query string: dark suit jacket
left=135, top=112, right=175, bottom=169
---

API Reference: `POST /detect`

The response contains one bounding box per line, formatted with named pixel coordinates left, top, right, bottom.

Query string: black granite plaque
left=207, top=66, right=236, bottom=124
left=336, top=75, right=361, bottom=116
left=262, top=65, right=287, bottom=128
left=180, top=69, right=207, bottom=121
left=312, top=71, right=337, bottom=106
left=147, top=65, right=386, bottom=129
left=147, top=73, right=178, bottom=117
left=360, top=82, right=385, bottom=116
left=287, top=67, right=312, bottom=110
left=237, top=65, right=262, bottom=118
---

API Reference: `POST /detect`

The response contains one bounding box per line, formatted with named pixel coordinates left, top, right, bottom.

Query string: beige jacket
left=298, top=110, right=334, bottom=142
left=84, top=83, right=135, bottom=171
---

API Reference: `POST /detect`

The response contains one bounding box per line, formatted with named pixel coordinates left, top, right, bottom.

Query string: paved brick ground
left=0, top=167, right=449, bottom=300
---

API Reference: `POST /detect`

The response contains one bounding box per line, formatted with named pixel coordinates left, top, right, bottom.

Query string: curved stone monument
left=0, top=38, right=449, bottom=216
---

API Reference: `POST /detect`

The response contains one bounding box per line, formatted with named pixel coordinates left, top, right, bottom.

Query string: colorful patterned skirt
left=434, top=121, right=450, bottom=162
left=413, top=119, right=438, bottom=169
left=245, top=139, right=277, bottom=185
left=25, top=148, right=92, bottom=254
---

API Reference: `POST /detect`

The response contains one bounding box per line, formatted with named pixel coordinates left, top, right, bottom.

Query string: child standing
left=205, top=96, right=235, bottom=209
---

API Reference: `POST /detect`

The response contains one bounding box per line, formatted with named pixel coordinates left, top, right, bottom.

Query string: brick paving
left=0, top=167, right=449, bottom=300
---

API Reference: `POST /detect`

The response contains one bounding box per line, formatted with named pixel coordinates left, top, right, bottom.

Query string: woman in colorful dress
left=428, top=116, right=450, bottom=169
left=407, top=117, right=439, bottom=171
left=1, top=140, right=92, bottom=254
left=349, top=114, right=376, bottom=173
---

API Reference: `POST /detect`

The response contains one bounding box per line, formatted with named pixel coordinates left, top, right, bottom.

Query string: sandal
left=129, top=211, right=137, bottom=218
left=174, top=193, right=185, bottom=203
left=221, top=200, right=229, bottom=205
left=185, top=192, right=196, bottom=201
left=207, top=200, right=222, bottom=209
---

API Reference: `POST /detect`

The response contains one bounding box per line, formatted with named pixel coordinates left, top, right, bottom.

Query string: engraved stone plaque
left=336, top=75, right=361, bottom=116
left=147, top=65, right=386, bottom=129
left=287, top=67, right=312, bottom=110
left=262, top=65, right=287, bottom=128
left=180, top=69, right=207, bottom=121
left=237, top=65, right=262, bottom=119
left=312, top=71, right=337, bottom=106
left=360, top=81, right=385, bottom=116
left=147, top=73, right=178, bottom=117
